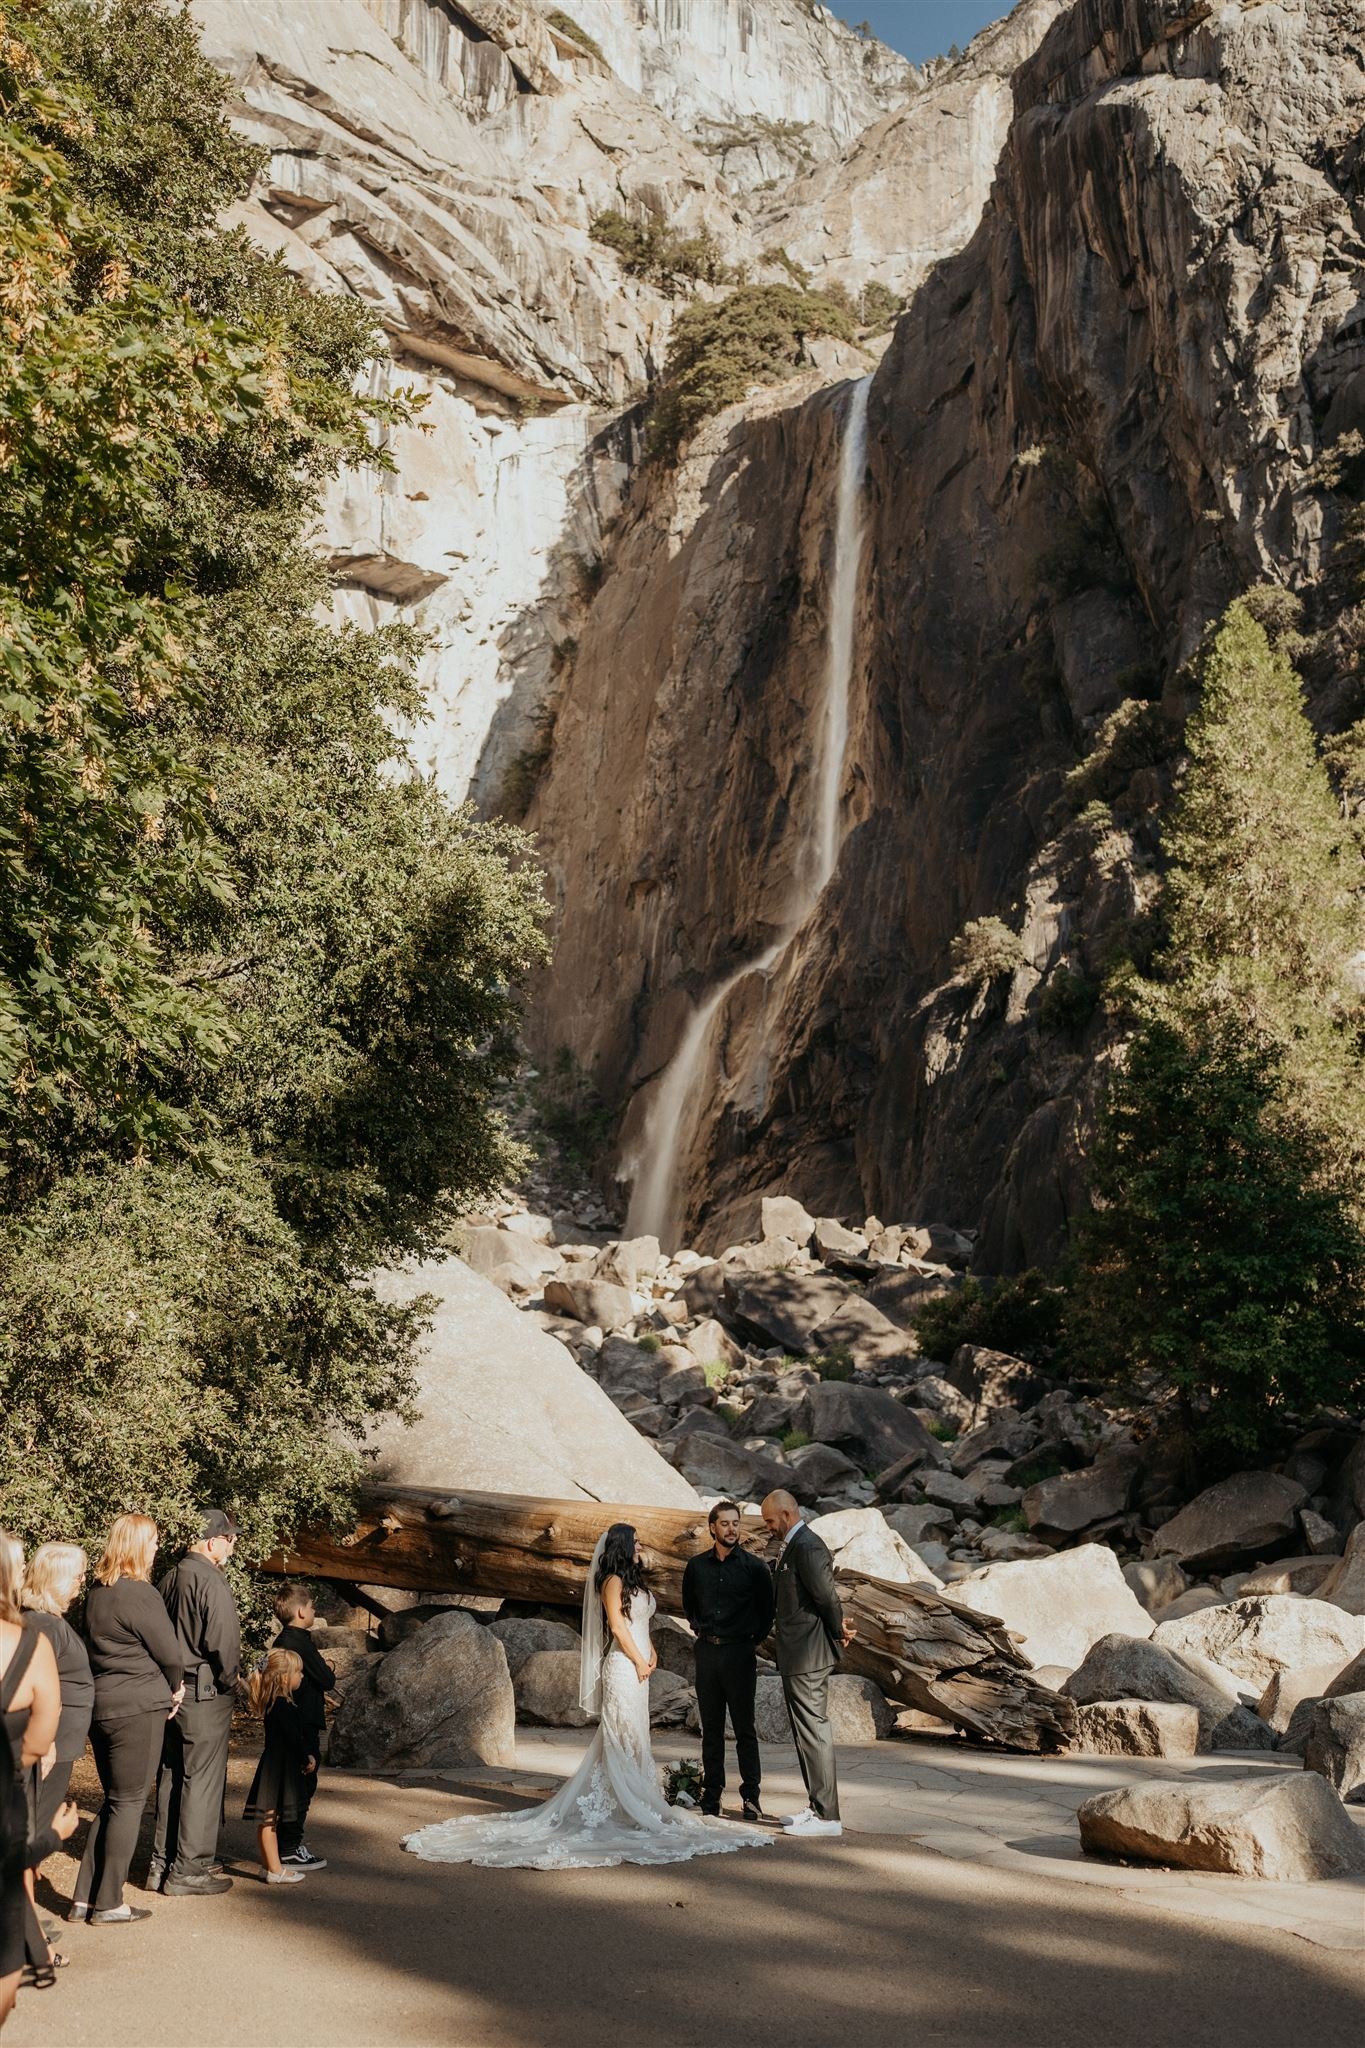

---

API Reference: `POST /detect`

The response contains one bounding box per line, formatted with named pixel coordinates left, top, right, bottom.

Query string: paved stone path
left=9, top=1737, right=1363, bottom=2048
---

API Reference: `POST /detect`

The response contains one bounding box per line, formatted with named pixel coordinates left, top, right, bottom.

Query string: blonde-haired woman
left=1, top=1532, right=61, bottom=2023
left=21, top=1546, right=92, bottom=1978
left=71, top=1518, right=184, bottom=1925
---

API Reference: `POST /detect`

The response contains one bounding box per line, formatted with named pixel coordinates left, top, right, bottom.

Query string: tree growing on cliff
left=1064, top=600, right=1365, bottom=1459
left=647, top=283, right=856, bottom=461
left=0, top=2, right=547, bottom=1560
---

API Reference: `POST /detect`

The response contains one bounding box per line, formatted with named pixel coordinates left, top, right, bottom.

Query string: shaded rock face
left=331, top=1610, right=516, bottom=1768
left=1062, top=1633, right=1274, bottom=1753
left=532, top=0, right=1365, bottom=1259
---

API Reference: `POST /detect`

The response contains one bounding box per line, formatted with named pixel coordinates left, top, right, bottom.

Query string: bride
left=401, top=1523, right=773, bottom=1870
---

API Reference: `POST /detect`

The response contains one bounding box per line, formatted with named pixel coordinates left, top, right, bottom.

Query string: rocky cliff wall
left=530, top=0, right=1365, bottom=1264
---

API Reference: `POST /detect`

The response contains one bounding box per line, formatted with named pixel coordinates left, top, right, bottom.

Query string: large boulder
left=1077, top=1773, right=1365, bottom=1881
left=808, top=1507, right=942, bottom=1588
left=460, top=1224, right=561, bottom=1295
left=952, top=1545, right=1154, bottom=1673
left=488, top=1616, right=581, bottom=1677
left=1069, top=1700, right=1200, bottom=1759
left=1318, top=1521, right=1365, bottom=1615
left=330, top=1610, right=515, bottom=1769
left=786, top=1441, right=866, bottom=1494
left=725, top=1270, right=850, bottom=1353
left=1022, top=1448, right=1139, bottom=1540
left=1238, top=1555, right=1340, bottom=1597
left=1256, top=1662, right=1352, bottom=1739
left=1062, top=1634, right=1275, bottom=1751
left=1123, top=1557, right=1187, bottom=1617
left=514, top=1649, right=592, bottom=1727
left=650, top=1615, right=699, bottom=1683
left=797, top=1380, right=945, bottom=1476
left=1304, top=1694, right=1365, bottom=1803
left=1150, top=1472, right=1307, bottom=1573
left=592, top=1235, right=662, bottom=1290
left=884, top=1503, right=956, bottom=1550
left=751, top=1672, right=892, bottom=1745
left=1152, top=1595, right=1365, bottom=1695
left=366, top=1259, right=697, bottom=1505
left=541, top=1273, right=636, bottom=1332
left=596, top=1334, right=668, bottom=1401
left=945, top=1344, right=1045, bottom=1420
left=673, top=1433, right=803, bottom=1504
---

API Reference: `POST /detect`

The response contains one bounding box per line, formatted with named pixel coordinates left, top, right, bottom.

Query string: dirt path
left=9, top=1761, right=1364, bottom=2048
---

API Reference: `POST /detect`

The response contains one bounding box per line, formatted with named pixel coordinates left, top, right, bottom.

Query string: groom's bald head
left=761, top=1490, right=801, bottom=1539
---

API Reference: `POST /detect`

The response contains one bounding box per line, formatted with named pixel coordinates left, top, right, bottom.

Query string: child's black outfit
left=271, top=1625, right=335, bottom=1854
left=242, top=1698, right=315, bottom=1828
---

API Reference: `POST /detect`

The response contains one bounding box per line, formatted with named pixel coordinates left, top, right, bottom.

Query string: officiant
left=681, top=1501, right=775, bottom=1822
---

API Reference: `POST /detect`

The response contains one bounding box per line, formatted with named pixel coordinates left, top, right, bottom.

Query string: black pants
left=75, top=1712, right=165, bottom=1913
left=277, top=1758, right=318, bottom=1857
left=694, top=1642, right=760, bottom=1811
left=153, top=1691, right=233, bottom=1881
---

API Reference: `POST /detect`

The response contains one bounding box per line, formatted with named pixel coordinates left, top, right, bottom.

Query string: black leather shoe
left=90, top=1907, right=152, bottom=1924
left=700, top=1805, right=721, bottom=1818
left=162, top=1874, right=232, bottom=1897
left=742, top=1800, right=767, bottom=1822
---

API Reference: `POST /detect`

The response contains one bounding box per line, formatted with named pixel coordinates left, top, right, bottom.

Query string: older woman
left=21, top=1545, right=92, bottom=1981
left=70, top=1517, right=184, bottom=1926
left=0, top=1532, right=60, bottom=2024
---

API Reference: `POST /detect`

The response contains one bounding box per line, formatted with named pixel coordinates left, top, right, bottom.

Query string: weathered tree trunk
left=264, top=1485, right=1075, bottom=1752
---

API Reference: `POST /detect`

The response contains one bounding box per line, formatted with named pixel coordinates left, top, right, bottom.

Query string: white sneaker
left=266, top=1868, right=306, bottom=1884
left=786, top=1814, right=843, bottom=1838
left=780, top=1807, right=816, bottom=1830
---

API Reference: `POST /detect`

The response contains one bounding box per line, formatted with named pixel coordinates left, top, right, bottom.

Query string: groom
left=761, top=1489, right=852, bottom=1840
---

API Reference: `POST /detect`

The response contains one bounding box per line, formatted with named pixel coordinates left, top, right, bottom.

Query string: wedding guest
left=0, top=1718, right=79, bottom=2033
left=242, top=1650, right=316, bottom=1886
left=150, top=1511, right=240, bottom=1897
left=270, top=1584, right=334, bottom=1870
left=71, top=1516, right=185, bottom=1924
left=0, top=1533, right=60, bottom=2016
left=20, top=1544, right=91, bottom=1985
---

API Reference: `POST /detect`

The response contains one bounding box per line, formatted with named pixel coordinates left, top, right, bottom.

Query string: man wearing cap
left=149, top=1511, right=241, bottom=1896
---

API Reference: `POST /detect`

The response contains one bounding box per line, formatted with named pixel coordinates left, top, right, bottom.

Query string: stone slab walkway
left=450, top=1729, right=1365, bottom=1953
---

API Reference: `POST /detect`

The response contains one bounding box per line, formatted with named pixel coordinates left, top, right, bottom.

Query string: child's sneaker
left=265, top=1868, right=306, bottom=1884
left=281, top=1846, right=328, bottom=1870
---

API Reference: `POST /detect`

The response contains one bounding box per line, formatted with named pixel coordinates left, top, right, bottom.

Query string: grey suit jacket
left=772, top=1524, right=844, bottom=1677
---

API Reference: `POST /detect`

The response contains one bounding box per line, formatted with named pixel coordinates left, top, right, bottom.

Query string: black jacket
left=272, top=1625, right=336, bottom=1733
left=158, top=1552, right=241, bottom=1699
left=84, top=1580, right=185, bottom=1723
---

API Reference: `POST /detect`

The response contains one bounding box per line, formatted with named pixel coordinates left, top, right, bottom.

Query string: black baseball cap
left=197, top=1510, right=238, bottom=1541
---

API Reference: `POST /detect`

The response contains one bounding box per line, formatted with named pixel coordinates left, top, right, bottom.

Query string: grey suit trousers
left=152, top=1690, right=233, bottom=1880
left=780, top=1665, right=840, bottom=1820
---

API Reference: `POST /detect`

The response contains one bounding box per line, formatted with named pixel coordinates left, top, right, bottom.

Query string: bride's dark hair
left=595, top=1522, right=648, bottom=1608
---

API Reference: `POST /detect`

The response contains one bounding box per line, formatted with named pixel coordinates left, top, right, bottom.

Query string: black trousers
left=75, top=1711, right=165, bottom=1913
left=277, top=1758, right=318, bottom=1857
left=694, top=1642, right=760, bottom=1810
left=152, top=1691, right=233, bottom=1881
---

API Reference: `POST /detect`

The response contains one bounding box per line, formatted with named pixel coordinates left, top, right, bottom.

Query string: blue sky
left=837, top=2, right=1008, bottom=64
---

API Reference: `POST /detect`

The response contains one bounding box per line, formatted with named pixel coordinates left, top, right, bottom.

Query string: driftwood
left=263, top=1484, right=1075, bottom=1753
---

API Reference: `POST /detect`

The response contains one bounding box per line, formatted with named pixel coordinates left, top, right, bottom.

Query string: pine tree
left=1064, top=600, right=1365, bottom=1460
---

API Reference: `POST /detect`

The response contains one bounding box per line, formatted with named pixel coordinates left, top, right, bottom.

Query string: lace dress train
left=401, top=1593, right=771, bottom=1872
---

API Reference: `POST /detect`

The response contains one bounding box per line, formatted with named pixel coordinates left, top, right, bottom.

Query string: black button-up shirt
left=681, top=1544, right=776, bottom=1647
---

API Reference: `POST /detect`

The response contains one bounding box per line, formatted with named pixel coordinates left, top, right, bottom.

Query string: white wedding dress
left=401, top=1580, right=772, bottom=1872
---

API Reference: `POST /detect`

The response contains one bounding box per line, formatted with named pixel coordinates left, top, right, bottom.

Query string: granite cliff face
left=193, top=0, right=921, bottom=805
left=530, top=0, right=1365, bottom=1261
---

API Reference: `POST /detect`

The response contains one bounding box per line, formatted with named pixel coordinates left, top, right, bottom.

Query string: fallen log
left=263, top=1484, right=1075, bottom=1752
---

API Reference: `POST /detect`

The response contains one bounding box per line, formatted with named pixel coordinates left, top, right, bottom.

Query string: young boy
left=270, top=1583, right=337, bottom=1871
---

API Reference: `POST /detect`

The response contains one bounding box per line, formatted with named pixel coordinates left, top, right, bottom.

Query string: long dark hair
left=595, top=1522, right=649, bottom=1610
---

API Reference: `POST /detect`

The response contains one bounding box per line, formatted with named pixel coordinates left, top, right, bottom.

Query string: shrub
left=990, top=1506, right=1029, bottom=1533
left=781, top=1428, right=811, bottom=1452
left=765, top=245, right=810, bottom=288
left=533, top=1047, right=615, bottom=1173
left=636, top=1333, right=661, bottom=1353
left=646, top=284, right=856, bottom=461
left=927, top=1419, right=958, bottom=1444
left=1064, top=698, right=1173, bottom=811
left=814, top=1342, right=855, bottom=1381
left=1039, top=968, right=1100, bottom=1035
left=699, top=1359, right=730, bottom=1389
left=911, top=1270, right=1063, bottom=1364
left=545, top=9, right=607, bottom=63
left=950, top=917, right=1025, bottom=985
left=857, top=280, right=903, bottom=333
left=590, top=210, right=727, bottom=293
left=1037, top=497, right=1133, bottom=600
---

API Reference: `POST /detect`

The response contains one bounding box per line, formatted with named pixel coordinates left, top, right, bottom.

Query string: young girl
left=243, top=1650, right=316, bottom=1885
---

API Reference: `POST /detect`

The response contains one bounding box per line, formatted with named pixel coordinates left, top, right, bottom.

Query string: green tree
left=647, top=284, right=856, bottom=461
left=0, top=3, right=548, bottom=1559
left=1064, top=601, right=1365, bottom=1458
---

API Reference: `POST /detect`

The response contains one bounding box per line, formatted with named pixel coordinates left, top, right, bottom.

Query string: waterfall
left=623, top=374, right=873, bottom=1247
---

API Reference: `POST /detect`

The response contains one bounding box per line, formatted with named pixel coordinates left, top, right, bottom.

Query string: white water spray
left=624, top=374, right=873, bottom=1245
